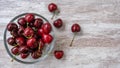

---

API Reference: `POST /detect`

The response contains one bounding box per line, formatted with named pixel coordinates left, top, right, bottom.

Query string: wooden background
left=0, top=0, right=120, bottom=68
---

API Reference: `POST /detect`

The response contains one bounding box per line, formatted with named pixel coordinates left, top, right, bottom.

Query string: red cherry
left=71, top=23, right=81, bottom=32
left=7, top=37, right=15, bottom=46
left=16, top=37, right=25, bottom=46
left=42, top=23, right=52, bottom=34
left=31, top=50, right=42, bottom=59
left=20, top=53, right=29, bottom=59
left=18, top=26, right=24, bottom=36
left=53, top=19, right=63, bottom=28
left=48, top=3, right=58, bottom=12
left=37, top=28, right=44, bottom=37
left=54, top=50, right=64, bottom=59
left=42, top=34, right=53, bottom=44
left=24, top=27, right=34, bottom=38
left=17, top=17, right=26, bottom=27
left=25, top=13, right=35, bottom=23
left=7, top=23, right=18, bottom=31
left=34, top=18, right=43, bottom=28
left=27, top=37, right=38, bottom=49
left=19, top=46, right=29, bottom=53
left=10, top=30, right=19, bottom=38
left=11, top=46, right=19, bottom=55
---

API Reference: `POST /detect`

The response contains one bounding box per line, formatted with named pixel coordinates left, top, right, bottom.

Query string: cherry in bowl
left=4, top=13, right=55, bottom=64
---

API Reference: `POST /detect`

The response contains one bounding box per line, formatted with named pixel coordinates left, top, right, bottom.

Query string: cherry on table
left=70, top=23, right=81, bottom=47
left=54, top=50, right=64, bottom=59
left=53, top=19, right=63, bottom=28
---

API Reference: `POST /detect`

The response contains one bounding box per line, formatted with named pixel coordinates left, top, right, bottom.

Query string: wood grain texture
left=0, top=0, right=120, bottom=68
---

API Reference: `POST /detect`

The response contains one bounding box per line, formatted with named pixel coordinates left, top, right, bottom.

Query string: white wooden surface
left=0, top=0, right=120, bottom=68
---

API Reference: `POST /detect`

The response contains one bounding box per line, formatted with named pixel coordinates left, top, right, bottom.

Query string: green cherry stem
left=51, top=12, right=56, bottom=20
left=70, top=33, right=76, bottom=47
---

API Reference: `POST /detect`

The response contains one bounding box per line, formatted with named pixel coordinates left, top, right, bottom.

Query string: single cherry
left=17, top=17, right=26, bottom=27
left=34, top=18, right=43, bottom=28
left=42, top=34, right=53, bottom=44
left=20, top=53, right=29, bottom=59
left=24, top=27, right=34, bottom=38
left=37, top=28, right=44, bottom=37
left=48, top=3, right=57, bottom=12
left=53, top=19, right=63, bottom=28
left=16, top=37, right=25, bottom=46
left=48, top=3, right=59, bottom=19
left=70, top=23, right=81, bottom=47
left=7, top=37, right=15, bottom=46
left=54, top=50, right=64, bottom=59
left=7, top=23, right=18, bottom=31
left=11, top=46, right=19, bottom=55
left=42, top=23, right=52, bottom=34
left=25, top=13, right=35, bottom=23
left=31, top=50, right=42, bottom=59
left=19, top=46, right=29, bottom=53
left=27, top=37, right=38, bottom=49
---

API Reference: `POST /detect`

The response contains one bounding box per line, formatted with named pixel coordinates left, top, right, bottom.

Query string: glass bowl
left=4, top=13, right=55, bottom=64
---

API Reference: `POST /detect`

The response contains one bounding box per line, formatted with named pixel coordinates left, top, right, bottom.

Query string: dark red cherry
left=20, top=53, right=29, bottom=59
left=16, top=37, right=25, bottom=46
left=53, top=19, right=63, bottom=28
left=42, top=34, right=53, bottom=44
left=25, top=13, right=35, bottom=23
left=37, top=28, right=44, bottom=37
left=19, top=46, right=29, bottom=53
left=7, top=23, right=18, bottom=31
left=27, top=37, right=38, bottom=49
left=31, top=50, right=42, bottom=59
left=54, top=50, right=64, bottom=59
left=11, top=46, right=19, bottom=55
left=71, top=23, right=81, bottom=32
left=34, top=18, right=43, bottom=28
left=42, top=23, right=52, bottom=34
left=24, top=27, right=34, bottom=38
left=17, top=17, right=26, bottom=27
left=48, top=3, right=57, bottom=12
left=7, top=37, right=15, bottom=46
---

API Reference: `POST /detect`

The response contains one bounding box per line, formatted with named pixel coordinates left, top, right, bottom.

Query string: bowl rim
left=4, top=13, right=55, bottom=64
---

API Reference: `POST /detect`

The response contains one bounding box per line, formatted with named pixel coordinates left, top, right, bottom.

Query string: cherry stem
left=38, top=42, right=41, bottom=50
left=70, top=33, right=76, bottom=47
left=51, top=12, right=56, bottom=20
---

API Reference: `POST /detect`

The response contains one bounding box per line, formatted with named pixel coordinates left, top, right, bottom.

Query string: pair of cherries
left=7, top=13, right=53, bottom=59
left=48, top=3, right=81, bottom=59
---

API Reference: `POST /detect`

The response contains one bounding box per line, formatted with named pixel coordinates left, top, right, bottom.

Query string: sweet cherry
left=48, top=3, right=57, bottom=12
left=7, top=37, right=15, bottom=46
left=34, top=18, right=43, bottom=28
left=24, top=27, right=34, bottom=38
left=70, top=23, right=81, bottom=46
left=20, top=53, right=29, bottom=59
left=42, top=34, right=53, bottom=44
left=31, top=50, right=42, bottom=59
left=19, top=46, right=29, bottom=53
left=7, top=23, right=18, bottom=31
left=25, top=13, right=35, bottom=23
left=42, top=23, right=52, bottom=34
left=11, top=46, right=19, bottom=55
left=53, top=19, right=63, bottom=28
left=17, top=17, right=26, bottom=27
left=16, top=37, right=25, bottom=46
left=54, top=50, right=64, bottom=59
left=27, top=37, right=38, bottom=49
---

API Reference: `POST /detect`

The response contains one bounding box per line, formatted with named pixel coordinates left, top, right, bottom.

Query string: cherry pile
left=7, top=13, right=53, bottom=59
